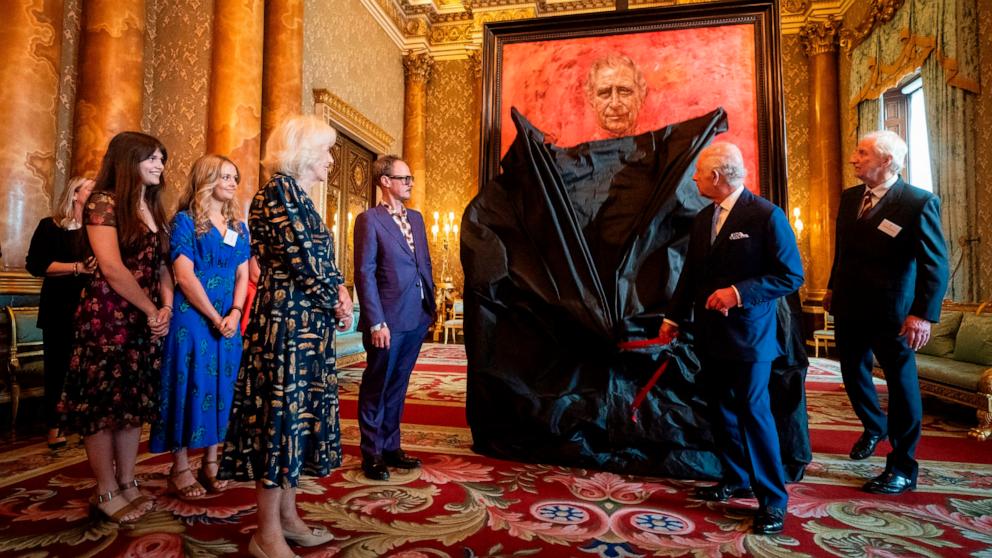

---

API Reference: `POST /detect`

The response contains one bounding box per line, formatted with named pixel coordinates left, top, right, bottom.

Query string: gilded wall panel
left=975, top=1, right=992, bottom=300
left=781, top=35, right=812, bottom=292
left=143, top=0, right=213, bottom=213
left=425, top=58, right=475, bottom=293
left=303, top=0, right=403, bottom=154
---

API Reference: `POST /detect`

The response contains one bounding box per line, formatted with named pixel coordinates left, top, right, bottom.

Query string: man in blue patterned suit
left=660, top=142, right=803, bottom=535
left=824, top=130, right=948, bottom=495
left=354, top=155, right=436, bottom=481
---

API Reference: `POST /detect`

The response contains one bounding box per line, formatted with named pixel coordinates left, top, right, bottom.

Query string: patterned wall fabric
left=303, top=0, right=404, bottom=155
left=54, top=0, right=81, bottom=203
left=143, top=0, right=214, bottom=214
left=781, top=35, right=812, bottom=294
left=425, top=59, right=476, bottom=294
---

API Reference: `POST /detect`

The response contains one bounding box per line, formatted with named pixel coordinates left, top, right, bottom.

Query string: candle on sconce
left=453, top=224, right=459, bottom=238
left=431, top=223, right=439, bottom=243
left=792, top=207, right=804, bottom=235
left=448, top=211, right=455, bottom=225
left=433, top=211, right=439, bottom=225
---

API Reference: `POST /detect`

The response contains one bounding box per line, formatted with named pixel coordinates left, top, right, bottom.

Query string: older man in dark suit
left=354, top=155, right=436, bottom=481
left=824, top=130, right=948, bottom=495
left=661, top=142, right=803, bottom=535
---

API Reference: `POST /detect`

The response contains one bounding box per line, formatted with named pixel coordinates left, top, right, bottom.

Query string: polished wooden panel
left=207, top=0, right=263, bottom=213
left=0, top=0, right=64, bottom=270
left=261, top=0, right=303, bottom=182
left=72, top=0, right=145, bottom=179
left=403, top=52, right=433, bottom=212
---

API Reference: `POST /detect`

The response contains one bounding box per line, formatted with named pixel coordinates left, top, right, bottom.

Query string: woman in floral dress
left=60, top=131, right=174, bottom=524
left=219, top=115, right=353, bottom=558
left=151, top=154, right=249, bottom=499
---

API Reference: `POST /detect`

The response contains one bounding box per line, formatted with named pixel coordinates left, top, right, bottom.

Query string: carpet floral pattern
left=0, top=345, right=989, bottom=557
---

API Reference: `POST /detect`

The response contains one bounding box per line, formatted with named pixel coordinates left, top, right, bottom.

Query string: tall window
left=881, top=75, right=933, bottom=192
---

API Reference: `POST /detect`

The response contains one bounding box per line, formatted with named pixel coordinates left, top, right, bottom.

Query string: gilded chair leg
left=969, top=410, right=991, bottom=441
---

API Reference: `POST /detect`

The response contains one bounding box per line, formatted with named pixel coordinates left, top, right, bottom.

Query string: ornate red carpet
left=1, top=345, right=990, bottom=557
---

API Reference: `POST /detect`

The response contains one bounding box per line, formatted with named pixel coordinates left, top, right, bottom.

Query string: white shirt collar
left=866, top=174, right=899, bottom=199
left=717, top=185, right=746, bottom=213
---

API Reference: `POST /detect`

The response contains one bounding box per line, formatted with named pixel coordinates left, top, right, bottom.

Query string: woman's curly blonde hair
left=178, top=154, right=242, bottom=235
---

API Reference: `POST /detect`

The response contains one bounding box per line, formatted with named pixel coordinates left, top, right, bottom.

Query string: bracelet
left=162, top=305, right=173, bottom=312
left=229, top=306, right=243, bottom=316
left=73, top=262, right=79, bottom=276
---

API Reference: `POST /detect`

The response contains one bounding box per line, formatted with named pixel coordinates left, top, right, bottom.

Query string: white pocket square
left=728, top=232, right=749, bottom=240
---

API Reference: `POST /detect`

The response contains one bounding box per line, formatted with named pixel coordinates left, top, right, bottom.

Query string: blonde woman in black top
left=26, top=176, right=98, bottom=449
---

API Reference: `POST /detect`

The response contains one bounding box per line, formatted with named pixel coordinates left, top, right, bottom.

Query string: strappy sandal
left=167, top=467, right=206, bottom=499
left=197, top=459, right=229, bottom=493
left=89, top=488, right=139, bottom=526
left=119, top=478, right=154, bottom=512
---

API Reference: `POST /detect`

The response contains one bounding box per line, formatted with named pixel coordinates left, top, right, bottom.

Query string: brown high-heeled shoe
left=89, top=488, right=140, bottom=526
left=197, top=459, right=229, bottom=493
left=167, top=467, right=206, bottom=499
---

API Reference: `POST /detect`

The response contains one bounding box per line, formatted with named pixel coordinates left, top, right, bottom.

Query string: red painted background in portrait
left=500, top=23, right=761, bottom=193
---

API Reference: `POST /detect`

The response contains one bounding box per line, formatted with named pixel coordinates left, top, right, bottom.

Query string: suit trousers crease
left=709, top=359, right=788, bottom=510
left=358, top=322, right=429, bottom=458
left=834, top=317, right=922, bottom=480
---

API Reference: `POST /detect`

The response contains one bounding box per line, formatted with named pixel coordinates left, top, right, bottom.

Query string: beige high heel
left=282, top=524, right=334, bottom=546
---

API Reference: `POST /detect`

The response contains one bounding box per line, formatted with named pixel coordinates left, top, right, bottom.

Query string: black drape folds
left=461, top=108, right=810, bottom=480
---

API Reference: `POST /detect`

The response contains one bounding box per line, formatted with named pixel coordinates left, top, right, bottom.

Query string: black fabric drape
left=462, top=108, right=810, bottom=480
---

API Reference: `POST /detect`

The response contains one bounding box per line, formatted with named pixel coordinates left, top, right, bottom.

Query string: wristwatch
left=370, top=322, right=387, bottom=332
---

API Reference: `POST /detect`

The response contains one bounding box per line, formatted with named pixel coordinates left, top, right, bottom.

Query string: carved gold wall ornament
left=839, top=0, right=905, bottom=54
left=467, top=48, right=483, bottom=80
left=782, top=0, right=811, bottom=13
left=798, top=16, right=841, bottom=57
left=313, top=88, right=395, bottom=155
left=404, top=51, right=435, bottom=82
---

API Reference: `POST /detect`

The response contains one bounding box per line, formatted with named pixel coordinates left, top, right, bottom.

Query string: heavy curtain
left=849, top=0, right=981, bottom=301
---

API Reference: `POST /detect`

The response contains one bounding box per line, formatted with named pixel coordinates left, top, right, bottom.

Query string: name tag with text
left=878, top=219, right=902, bottom=238
left=223, top=228, right=239, bottom=247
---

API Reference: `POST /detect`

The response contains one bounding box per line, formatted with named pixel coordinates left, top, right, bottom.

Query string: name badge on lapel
left=878, top=219, right=902, bottom=238
left=728, top=232, right=750, bottom=240
left=223, top=228, right=239, bottom=247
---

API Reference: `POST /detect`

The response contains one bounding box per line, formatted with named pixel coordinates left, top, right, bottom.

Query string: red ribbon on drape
left=617, top=332, right=676, bottom=423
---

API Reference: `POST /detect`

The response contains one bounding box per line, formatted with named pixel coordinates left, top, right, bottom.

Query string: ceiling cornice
left=363, top=0, right=859, bottom=59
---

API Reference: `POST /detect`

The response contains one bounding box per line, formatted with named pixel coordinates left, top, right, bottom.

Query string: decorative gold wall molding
left=364, top=0, right=861, bottom=58
left=0, top=271, right=42, bottom=295
left=798, top=16, right=841, bottom=57
left=403, top=50, right=435, bottom=82
left=839, top=0, right=904, bottom=54
left=313, top=88, right=395, bottom=155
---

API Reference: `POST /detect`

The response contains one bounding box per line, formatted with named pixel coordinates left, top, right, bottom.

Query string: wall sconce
left=792, top=207, right=804, bottom=237
left=431, top=209, right=460, bottom=283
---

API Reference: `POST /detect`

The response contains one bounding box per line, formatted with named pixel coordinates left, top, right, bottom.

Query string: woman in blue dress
left=151, top=154, right=250, bottom=498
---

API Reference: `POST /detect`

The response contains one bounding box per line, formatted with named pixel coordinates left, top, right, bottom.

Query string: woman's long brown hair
left=91, top=131, right=170, bottom=255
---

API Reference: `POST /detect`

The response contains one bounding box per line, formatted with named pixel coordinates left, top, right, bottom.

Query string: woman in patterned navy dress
left=151, top=154, right=249, bottom=499
left=219, top=115, right=353, bottom=558
left=60, top=131, right=174, bottom=524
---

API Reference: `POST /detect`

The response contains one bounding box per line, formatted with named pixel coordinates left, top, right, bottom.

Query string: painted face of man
left=588, top=65, right=644, bottom=137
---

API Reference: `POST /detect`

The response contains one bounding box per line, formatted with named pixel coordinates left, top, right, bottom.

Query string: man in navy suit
left=661, top=142, right=803, bottom=535
left=824, top=130, right=948, bottom=494
left=354, top=155, right=436, bottom=481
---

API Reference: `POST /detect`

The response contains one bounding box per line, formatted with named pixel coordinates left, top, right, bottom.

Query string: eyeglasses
left=387, top=175, right=414, bottom=185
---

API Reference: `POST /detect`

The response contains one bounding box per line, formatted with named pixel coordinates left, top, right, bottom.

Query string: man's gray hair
left=584, top=54, right=647, bottom=99
left=699, top=141, right=747, bottom=186
left=863, top=130, right=908, bottom=173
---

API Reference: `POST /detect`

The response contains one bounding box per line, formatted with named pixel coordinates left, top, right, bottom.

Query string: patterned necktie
left=857, top=188, right=873, bottom=220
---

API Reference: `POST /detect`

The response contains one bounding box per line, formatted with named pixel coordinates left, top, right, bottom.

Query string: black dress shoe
left=362, top=456, right=390, bottom=481
left=694, top=483, right=754, bottom=502
left=753, top=507, right=786, bottom=534
left=849, top=432, right=886, bottom=460
left=383, top=449, right=421, bottom=469
left=863, top=470, right=916, bottom=494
